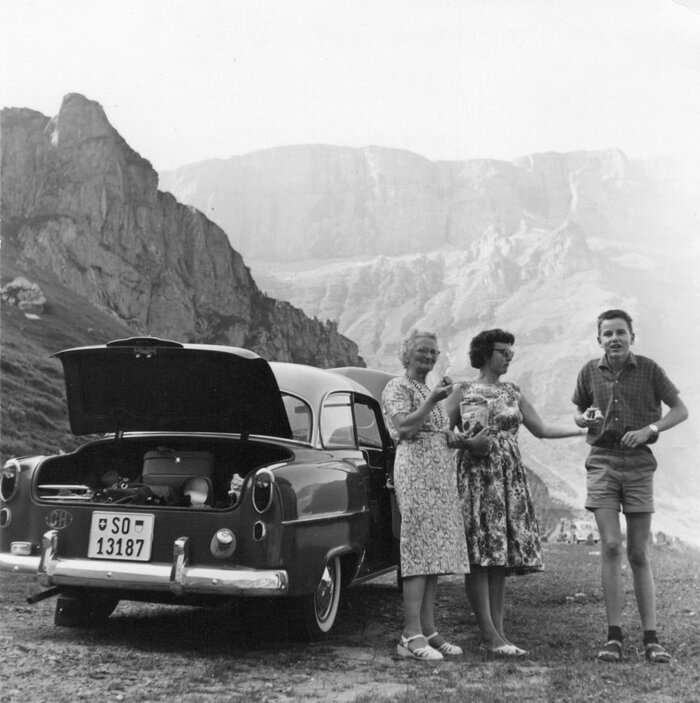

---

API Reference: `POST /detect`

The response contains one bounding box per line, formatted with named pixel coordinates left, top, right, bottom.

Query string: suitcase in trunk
left=142, top=448, right=214, bottom=504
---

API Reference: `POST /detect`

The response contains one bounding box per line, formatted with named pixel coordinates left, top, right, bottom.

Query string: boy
left=573, top=309, right=688, bottom=663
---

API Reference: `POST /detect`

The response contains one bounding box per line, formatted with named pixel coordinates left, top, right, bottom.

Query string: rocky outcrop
left=0, top=276, right=46, bottom=315
left=160, top=144, right=645, bottom=263
left=0, top=95, right=362, bottom=366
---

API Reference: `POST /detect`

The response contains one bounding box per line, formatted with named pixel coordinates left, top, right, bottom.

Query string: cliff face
left=0, top=95, right=362, bottom=366
left=159, top=145, right=655, bottom=262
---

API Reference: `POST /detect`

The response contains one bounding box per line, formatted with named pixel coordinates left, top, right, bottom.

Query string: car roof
left=270, top=362, right=373, bottom=404
left=329, top=367, right=396, bottom=404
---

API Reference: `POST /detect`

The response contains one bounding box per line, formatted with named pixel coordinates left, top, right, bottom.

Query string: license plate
left=88, top=512, right=155, bottom=561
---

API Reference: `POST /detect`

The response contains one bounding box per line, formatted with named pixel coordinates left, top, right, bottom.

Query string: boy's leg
left=625, top=511, right=656, bottom=630
left=626, top=511, right=671, bottom=662
left=593, top=508, right=624, bottom=629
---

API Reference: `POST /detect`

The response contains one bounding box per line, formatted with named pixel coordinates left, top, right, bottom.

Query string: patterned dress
left=382, top=376, right=470, bottom=578
left=455, top=380, right=543, bottom=575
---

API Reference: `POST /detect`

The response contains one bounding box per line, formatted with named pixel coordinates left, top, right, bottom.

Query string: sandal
left=426, top=632, right=463, bottom=656
left=396, top=633, right=443, bottom=660
left=645, top=642, right=671, bottom=664
left=486, top=643, right=527, bottom=657
left=596, top=639, right=622, bottom=663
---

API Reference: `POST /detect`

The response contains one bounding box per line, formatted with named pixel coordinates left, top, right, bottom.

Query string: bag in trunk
left=142, top=447, right=214, bottom=505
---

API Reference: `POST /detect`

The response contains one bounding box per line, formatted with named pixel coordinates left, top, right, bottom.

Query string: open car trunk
left=34, top=436, right=294, bottom=510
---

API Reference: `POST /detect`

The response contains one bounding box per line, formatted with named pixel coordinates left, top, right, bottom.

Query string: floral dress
left=382, top=376, right=470, bottom=578
left=456, top=380, right=543, bottom=575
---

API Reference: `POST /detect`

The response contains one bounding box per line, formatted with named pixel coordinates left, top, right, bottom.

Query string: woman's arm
left=445, top=386, right=462, bottom=430
left=520, top=394, right=583, bottom=439
left=391, top=380, right=453, bottom=440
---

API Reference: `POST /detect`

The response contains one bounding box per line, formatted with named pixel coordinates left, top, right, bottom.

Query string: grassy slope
left=0, top=542, right=698, bottom=702
left=0, top=242, right=135, bottom=462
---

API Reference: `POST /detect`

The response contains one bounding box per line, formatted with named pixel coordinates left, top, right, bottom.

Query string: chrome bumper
left=1, top=530, right=288, bottom=597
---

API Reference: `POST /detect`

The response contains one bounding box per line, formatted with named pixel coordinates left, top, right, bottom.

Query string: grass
left=1, top=242, right=134, bottom=462
left=1, top=542, right=699, bottom=702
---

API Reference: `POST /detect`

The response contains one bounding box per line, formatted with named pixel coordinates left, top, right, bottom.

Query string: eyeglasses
left=415, top=348, right=441, bottom=357
left=492, top=347, right=515, bottom=360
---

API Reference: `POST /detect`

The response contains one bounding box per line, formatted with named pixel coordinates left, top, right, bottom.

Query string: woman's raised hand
left=430, top=376, right=454, bottom=403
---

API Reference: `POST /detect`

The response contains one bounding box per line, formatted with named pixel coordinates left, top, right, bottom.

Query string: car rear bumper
left=0, top=530, right=288, bottom=596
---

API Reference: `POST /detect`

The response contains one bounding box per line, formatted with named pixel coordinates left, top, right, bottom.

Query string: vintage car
left=0, top=337, right=399, bottom=640
left=571, top=520, right=600, bottom=545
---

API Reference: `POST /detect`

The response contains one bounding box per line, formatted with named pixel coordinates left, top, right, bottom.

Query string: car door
left=350, top=394, right=397, bottom=571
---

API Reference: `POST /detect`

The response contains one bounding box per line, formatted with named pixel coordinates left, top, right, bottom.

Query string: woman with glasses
left=445, top=328, right=581, bottom=657
left=382, top=329, right=475, bottom=660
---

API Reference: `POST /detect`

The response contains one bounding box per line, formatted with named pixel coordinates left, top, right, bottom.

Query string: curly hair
left=398, top=329, right=439, bottom=369
left=469, top=328, right=515, bottom=369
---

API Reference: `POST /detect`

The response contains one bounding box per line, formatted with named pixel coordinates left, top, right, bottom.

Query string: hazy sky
left=2, top=0, right=700, bottom=171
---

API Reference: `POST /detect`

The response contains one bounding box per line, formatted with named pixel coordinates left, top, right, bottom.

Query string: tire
left=291, top=555, right=341, bottom=641
left=54, top=589, right=119, bottom=628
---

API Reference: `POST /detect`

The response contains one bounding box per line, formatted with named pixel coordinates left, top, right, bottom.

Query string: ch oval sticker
left=46, top=509, right=73, bottom=530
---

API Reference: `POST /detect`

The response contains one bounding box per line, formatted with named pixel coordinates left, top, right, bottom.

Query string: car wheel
left=54, top=589, right=119, bottom=628
left=291, top=555, right=341, bottom=641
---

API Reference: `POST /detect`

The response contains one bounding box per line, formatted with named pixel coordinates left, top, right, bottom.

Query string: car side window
left=353, top=398, right=383, bottom=448
left=321, top=392, right=355, bottom=448
left=281, top=393, right=312, bottom=443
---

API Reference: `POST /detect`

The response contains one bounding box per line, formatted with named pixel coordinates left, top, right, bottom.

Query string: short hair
left=597, top=309, right=634, bottom=336
left=469, top=328, right=515, bottom=369
left=398, top=329, right=439, bottom=369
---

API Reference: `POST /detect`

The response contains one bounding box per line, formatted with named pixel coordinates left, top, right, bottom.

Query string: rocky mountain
left=0, top=94, right=362, bottom=367
left=160, top=146, right=696, bottom=262
left=161, top=145, right=700, bottom=544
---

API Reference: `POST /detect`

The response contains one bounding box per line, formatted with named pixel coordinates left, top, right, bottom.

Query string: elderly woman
left=445, top=329, right=582, bottom=656
left=381, top=329, right=473, bottom=660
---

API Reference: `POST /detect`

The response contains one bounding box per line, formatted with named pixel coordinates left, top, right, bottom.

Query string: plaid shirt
left=572, top=352, right=679, bottom=446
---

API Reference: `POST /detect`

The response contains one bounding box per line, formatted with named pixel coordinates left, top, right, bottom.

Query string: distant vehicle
left=0, top=337, right=399, bottom=640
left=571, top=520, right=600, bottom=544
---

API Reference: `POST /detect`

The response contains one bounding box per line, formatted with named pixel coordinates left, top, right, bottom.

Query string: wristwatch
left=648, top=424, right=660, bottom=439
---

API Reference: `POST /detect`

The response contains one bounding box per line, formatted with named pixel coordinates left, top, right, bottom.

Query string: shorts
left=584, top=446, right=657, bottom=514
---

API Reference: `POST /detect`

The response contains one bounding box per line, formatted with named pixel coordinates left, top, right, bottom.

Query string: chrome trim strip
left=4, top=530, right=289, bottom=596
left=0, top=554, right=41, bottom=573
left=348, top=564, right=398, bottom=586
left=281, top=508, right=367, bottom=526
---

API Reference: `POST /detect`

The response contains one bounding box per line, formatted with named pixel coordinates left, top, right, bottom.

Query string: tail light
left=252, top=468, right=275, bottom=513
left=1, top=459, right=21, bottom=502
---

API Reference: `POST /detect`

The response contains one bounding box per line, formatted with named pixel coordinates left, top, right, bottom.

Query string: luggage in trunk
left=142, top=448, right=214, bottom=505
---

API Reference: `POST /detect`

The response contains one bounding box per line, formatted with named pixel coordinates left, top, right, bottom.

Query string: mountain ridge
left=1, top=94, right=362, bottom=367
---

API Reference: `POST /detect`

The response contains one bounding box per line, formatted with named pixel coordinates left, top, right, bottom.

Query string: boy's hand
left=621, top=426, right=657, bottom=448
left=580, top=406, right=604, bottom=430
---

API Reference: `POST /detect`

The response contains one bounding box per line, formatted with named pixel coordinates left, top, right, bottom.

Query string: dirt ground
left=5, top=542, right=696, bottom=702
left=0, top=571, right=494, bottom=702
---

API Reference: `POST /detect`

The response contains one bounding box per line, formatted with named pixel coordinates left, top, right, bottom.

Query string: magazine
left=460, top=397, right=489, bottom=437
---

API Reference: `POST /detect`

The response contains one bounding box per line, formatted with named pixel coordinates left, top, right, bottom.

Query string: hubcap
left=314, top=562, right=335, bottom=622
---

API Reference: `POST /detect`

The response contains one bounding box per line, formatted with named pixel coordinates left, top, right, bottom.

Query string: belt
left=593, top=440, right=650, bottom=452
